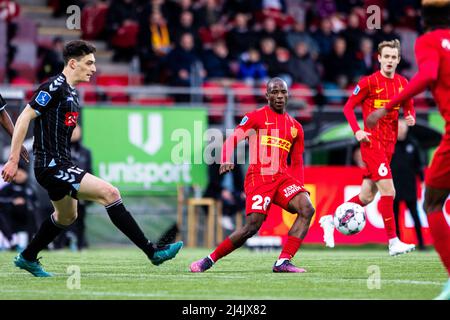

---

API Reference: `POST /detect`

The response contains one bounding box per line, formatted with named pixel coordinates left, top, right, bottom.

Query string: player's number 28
left=252, top=195, right=271, bottom=211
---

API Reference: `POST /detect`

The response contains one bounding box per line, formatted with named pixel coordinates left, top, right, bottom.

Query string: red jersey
left=415, top=29, right=450, bottom=139
left=344, top=71, right=415, bottom=151
left=221, top=105, right=304, bottom=186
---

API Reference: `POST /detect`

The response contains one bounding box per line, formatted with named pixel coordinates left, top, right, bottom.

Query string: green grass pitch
left=0, top=246, right=446, bottom=300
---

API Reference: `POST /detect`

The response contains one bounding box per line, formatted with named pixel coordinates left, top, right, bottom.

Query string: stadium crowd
left=3, top=0, right=424, bottom=93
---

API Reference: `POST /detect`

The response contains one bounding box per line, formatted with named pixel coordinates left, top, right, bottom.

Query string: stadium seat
left=131, top=96, right=175, bottom=106
left=96, top=74, right=130, bottom=103
left=77, top=82, right=98, bottom=104
left=230, top=81, right=257, bottom=116
left=81, top=3, right=108, bottom=40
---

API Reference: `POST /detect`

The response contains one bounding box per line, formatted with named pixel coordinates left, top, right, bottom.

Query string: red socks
left=428, top=211, right=450, bottom=276
left=209, top=237, right=235, bottom=263
left=379, top=195, right=397, bottom=239
left=348, top=194, right=365, bottom=207
left=279, top=235, right=302, bottom=260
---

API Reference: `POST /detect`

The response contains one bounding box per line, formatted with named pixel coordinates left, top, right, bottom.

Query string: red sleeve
left=221, top=112, right=258, bottom=163
left=343, top=77, right=370, bottom=134
left=385, top=35, right=439, bottom=110
left=288, top=124, right=304, bottom=183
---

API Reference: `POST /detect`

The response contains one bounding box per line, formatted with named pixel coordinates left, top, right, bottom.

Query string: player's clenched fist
left=1, top=160, right=18, bottom=183
left=219, top=163, right=234, bottom=175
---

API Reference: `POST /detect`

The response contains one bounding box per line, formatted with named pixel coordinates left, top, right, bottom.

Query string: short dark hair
left=63, top=40, right=96, bottom=65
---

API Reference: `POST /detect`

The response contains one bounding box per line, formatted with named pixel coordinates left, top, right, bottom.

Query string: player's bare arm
left=366, top=108, right=387, bottom=128
left=2, top=105, right=37, bottom=182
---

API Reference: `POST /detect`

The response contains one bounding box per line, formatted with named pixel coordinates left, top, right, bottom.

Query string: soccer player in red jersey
left=367, top=0, right=450, bottom=299
left=190, top=77, right=315, bottom=273
left=320, top=40, right=417, bottom=256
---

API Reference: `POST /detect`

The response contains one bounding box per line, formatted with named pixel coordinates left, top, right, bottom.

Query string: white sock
left=275, top=258, right=289, bottom=267
left=388, top=237, right=399, bottom=246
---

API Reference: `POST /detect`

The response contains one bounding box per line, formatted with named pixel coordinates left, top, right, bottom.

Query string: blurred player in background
left=190, top=77, right=315, bottom=273
left=0, top=94, right=29, bottom=162
left=320, top=39, right=417, bottom=256
left=367, top=0, right=450, bottom=299
left=1, top=40, right=182, bottom=277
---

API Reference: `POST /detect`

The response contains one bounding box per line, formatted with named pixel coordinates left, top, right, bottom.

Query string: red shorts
left=425, top=141, right=450, bottom=190
left=244, top=174, right=309, bottom=215
left=360, top=142, right=393, bottom=181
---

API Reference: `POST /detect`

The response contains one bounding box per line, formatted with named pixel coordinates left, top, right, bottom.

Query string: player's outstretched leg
left=15, top=197, right=78, bottom=277
left=190, top=213, right=265, bottom=272
left=273, top=192, right=314, bottom=273
left=78, top=174, right=183, bottom=266
left=424, top=187, right=450, bottom=300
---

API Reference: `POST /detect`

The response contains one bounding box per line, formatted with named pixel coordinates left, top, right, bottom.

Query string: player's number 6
left=378, top=163, right=388, bottom=177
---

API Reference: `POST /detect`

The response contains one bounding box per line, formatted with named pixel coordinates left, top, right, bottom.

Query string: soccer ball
left=333, top=202, right=366, bottom=235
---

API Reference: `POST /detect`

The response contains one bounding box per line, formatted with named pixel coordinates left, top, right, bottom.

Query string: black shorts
left=34, top=165, right=87, bottom=201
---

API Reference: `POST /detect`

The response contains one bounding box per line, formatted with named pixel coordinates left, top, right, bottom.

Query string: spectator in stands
left=106, top=0, right=140, bottom=62
left=289, top=41, right=320, bottom=88
left=372, top=20, right=402, bottom=44
left=237, top=47, right=268, bottom=86
left=259, top=37, right=278, bottom=76
left=138, top=10, right=173, bottom=83
left=221, top=0, right=256, bottom=18
left=286, top=20, right=319, bottom=59
left=255, top=16, right=288, bottom=49
left=312, top=17, right=337, bottom=59
left=198, top=21, right=227, bottom=49
left=339, top=11, right=366, bottom=56
left=226, top=12, right=257, bottom=59
left=172, top=10, right=201, bottom=49
left=322, top=37, right=353, bottom=88
left=352, top=37, right=376, bottom=81
left=166, top=32, right=206, bottom=98
left=37, top=36, right=64, bottom=82
left=202, top=40, right=234, bottom=83
left=196, top=0, right=223, bottom=28
left=267, top=47, right=292, bottom=85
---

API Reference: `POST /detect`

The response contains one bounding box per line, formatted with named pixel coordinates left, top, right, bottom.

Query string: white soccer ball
left=333, top=202, right=366, bottom=235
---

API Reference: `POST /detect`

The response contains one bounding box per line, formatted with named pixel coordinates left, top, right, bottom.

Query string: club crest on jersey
left=239, top=116, right=248, bottom=126
left=35, top=91, right=52, bottom=106
left=291, top=126, right=298, bottom=138
left=353, top=85, right=360, bottom=95
left=64, top=112, right=79, bottom=127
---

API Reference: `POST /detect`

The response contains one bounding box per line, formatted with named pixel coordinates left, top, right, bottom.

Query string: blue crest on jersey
left=35, top=91, right=52, bottom=106
left=353, top=85, right=360, bottom=95
left=239, top=116, right=248, bottom=126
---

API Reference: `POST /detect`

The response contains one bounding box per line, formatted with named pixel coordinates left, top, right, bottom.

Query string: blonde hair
left=377, top=39, right=401, bottom=56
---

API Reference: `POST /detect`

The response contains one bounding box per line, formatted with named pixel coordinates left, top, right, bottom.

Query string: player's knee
left=360, top=192, right=375, bottom=204
left=243, top=222, right=260, bottom=238
left=54, top=211, right=78, bottom=226
left=102, top=185, right=121, bottom=204
left=300, top=203, right=315, bottom=220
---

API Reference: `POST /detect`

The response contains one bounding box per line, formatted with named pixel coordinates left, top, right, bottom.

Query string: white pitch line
left=0, top=289, right=169, bottom=298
